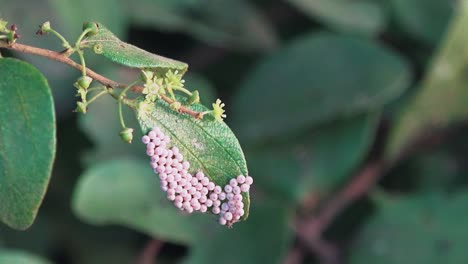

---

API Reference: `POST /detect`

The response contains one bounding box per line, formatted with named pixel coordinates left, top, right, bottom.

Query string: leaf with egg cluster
left=136, top=98, right=250, bottom=220
left=81, top=22, right=188, bottom=72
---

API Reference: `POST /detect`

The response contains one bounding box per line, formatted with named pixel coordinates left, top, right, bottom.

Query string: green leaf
left=137, top=98, right=250, bottom=219
left=232, top=32, right=411, bottom=143
left=0, top=58, right=56, bottom=230
left=182, top=201, right=293, bottom=264
left=350, top=191, right=468, bottom=264
left=288, top=0, right=386, bottom=36
left=0, top=249, right=52, bottom=264
left=82, top=23, right=188, bottom=72
left=385, top=3, right=468, bottom=162
left=389, top=0, right=452, bottom=46
left=72, top=159, right=212, bottom=245
left=249, top=113, right=378, bottom=203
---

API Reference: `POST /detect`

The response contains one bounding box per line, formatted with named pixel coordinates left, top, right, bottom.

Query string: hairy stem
left=0, top=41, right=203, bottom=118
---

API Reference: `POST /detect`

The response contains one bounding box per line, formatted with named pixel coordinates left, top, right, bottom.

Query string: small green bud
left=0, top=19, right=7, bottom=32
left=40, top=21, right=51, bottom=32
left=93, top=44, right=103, bottom=54
left=119, top=128, right=134, bottom=143
left=7, top=30, right=17, bottom=43
left=77, top=76, right=93, bottom=89
left=75, top=102, right=87, bottom=113
left=140, top=70, right=154, bottom=83
left=170, top=101, right=182, bottom=111
left=186, top=90, right=200, bottom=105
left=82, top=22, right=99, bottom=35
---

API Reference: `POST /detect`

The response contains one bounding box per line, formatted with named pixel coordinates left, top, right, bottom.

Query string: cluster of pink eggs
left=142, top=126, right=253, bottom=226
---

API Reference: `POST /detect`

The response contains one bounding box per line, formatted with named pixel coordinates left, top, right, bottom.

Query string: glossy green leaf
left=0, top=249, right=52, bottom=264
left=127, top=0, right=277, bottom=51
left=350, top=191, right=468, bottom=264
left=137, top=98, right=250, bottom=219
left=0, top=58, right=56, bottom=230
left=386, top=3, right=468, bottom=162
left=232, top=32, right=411, bottom=143
left=82, top=23, right=188, bottom=72
left=182, top=201, right=293, bottom=264
left=288, top=0, right=386, bottom=36
left=72, top=159, right=212, bottom=245
left=249, top=113, right=378, bottom=203
left=389, top=0, right=452, bottom=45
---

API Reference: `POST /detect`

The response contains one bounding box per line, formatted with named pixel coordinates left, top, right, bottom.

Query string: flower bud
left=0, top=19, right=8, bottom=33
left=170, top=101, right=181, bottom=111
left=140, top=70, right=154, bottom=83
left=119, top=128, right=134, bottom=143
left=186, top=90, right=200, bottom=105
left=75, top=102, right=87, bottom=114
left=76, top=76, right=92, bottom=89
left=82, top=22, right=99, bottom=35
left=40, top=21, right=51, bottom=32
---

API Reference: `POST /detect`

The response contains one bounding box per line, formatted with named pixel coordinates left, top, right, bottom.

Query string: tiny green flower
left=164, top=70, right=185, bottom=91
left=141, top=69, right=154, bottom=83
left=212, top=99, right=226, bottom=122
left=0, top=19, right=8, bottom=33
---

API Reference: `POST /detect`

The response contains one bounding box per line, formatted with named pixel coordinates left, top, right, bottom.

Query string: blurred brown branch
left=294, top=161, right=382, bottom=264
left=135, top=239, right=163, bottom=264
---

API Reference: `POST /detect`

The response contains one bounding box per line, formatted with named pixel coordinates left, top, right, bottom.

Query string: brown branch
left=295, top=161, right=382, bottom=263
left=283, top=246, right=305, bottom=264
left=0, top=41, right=204, bottom=118
left=135, top=239, right=163, bottom=264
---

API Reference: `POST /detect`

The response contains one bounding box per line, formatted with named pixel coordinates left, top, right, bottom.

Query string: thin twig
left=283, top=246, right=305, bottom=264
left=0, top=41, right=204, bottom=118
left=295, top=161, right=382, bottom=263
left=135, top=239, right=163, bottom=264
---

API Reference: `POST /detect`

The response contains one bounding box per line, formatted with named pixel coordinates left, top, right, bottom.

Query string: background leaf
left=127, top=0, right=277, bottom=51
left=0, top=249, right=52, bottom=264
left=182, top=201, right=293, bottom=264
left=388, top=0, right=452, bottom=46
left=385, top=3, right=468, bottom=162
left=231, top=32, right=411, bottom=144
left=287, top=0, right=386, bottom=36
left=72, top=159, right=212, bottom=245
left=137, top=98, right=250, bottom=219
left=0, top=58, right=56, bottom=230
left=349, top=191, right=468, bottom=264
left=249, top=113, right=378, bottom=204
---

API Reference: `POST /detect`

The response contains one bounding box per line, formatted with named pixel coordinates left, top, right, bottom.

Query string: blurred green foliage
left=3, top=0, right=468, bottom=263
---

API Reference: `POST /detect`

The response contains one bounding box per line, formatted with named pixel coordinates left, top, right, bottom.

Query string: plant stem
left=118, top=81, right=139, bottom=128
left=48, top=29, right=72, bottom=49
left=0, top=41, right=204, bottom=118
left=75, top=28, right=92, bottom=48
left=86, top=90, right=107, bottom=105
left=77, top=50, right=87, bottom=77
left=175, top=86, right=192, bottom=96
